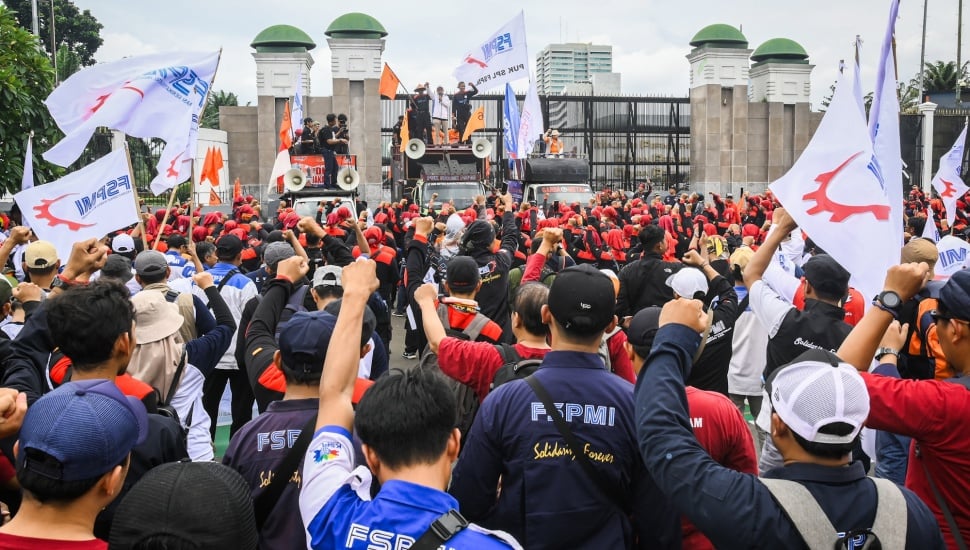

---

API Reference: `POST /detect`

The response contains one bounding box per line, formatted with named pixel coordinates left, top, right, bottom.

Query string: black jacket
left=615, top=253, right=683, bottom=319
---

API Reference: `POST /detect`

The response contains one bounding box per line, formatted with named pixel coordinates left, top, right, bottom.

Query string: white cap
left=665, top=268, right=708, bottom=300
left=112, top=234, right=136, bottom=254
left=312, top=265, right=342, bottom=288
left=758, top=350, right=870, bottom=445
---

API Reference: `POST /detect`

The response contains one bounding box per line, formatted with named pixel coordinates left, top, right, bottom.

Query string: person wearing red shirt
left=625, top=306, right=758, bottom=549
left=837, top=262, right=970, bottom=549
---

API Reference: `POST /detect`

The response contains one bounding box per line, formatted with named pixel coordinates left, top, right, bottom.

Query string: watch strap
left=875, top=347, right=899, bottom=360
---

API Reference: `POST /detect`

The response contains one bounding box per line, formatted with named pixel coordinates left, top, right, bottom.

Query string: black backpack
left=418, top=304, right=491, bottom=442
left=490, top=343, right=543, bottom=390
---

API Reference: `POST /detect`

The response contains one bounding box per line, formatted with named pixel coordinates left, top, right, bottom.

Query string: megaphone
left=472, top=138, right=492, bottom=159
left=337, top=167, right=360, bottom=191
left=283, top=168, right=306, bottom=192
left=405, top=138, right=426, bottom=159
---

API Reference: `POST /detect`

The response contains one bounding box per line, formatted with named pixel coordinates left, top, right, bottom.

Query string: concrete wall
left=219, top=106, right=258, bottom=188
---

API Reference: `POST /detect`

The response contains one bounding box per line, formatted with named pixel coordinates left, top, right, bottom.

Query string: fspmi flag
left=453, top=12, right=530, bottom=92
left=43, top=51, right=221, bottom=195
left=16, top=150, right=139, bottom=261
left=931, top=123, right=969, bottom=228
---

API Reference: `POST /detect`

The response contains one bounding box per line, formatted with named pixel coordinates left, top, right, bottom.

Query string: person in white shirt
left=431, top=85, right=452, bottom=144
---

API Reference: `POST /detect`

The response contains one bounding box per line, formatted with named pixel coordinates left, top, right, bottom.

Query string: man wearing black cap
left=449, top=264, right=679, bottom=548
left=616, top=223, right=683, bottom=323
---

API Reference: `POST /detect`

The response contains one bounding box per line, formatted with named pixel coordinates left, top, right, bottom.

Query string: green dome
left=751, top=38, right=809, bottom=63
left=325, top=13, right=388, bottom=39
left=251, top=25, right=316, bottom=52
left=689, top=24, right=748, bottom=48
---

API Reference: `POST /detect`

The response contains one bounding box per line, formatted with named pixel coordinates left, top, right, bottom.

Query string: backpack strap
left=164, top=289, right=180, bottom=303
left=216, top=268, right=241, bottom=293
left=760, top=478, right=838, bottom=549
left=869, top=478, right=909, bottom=549
left=409, top=509, right=469, bottom=550
left=162, top=348, right=188, bottom=406
left=462, top=313, right=490, bottom=342
left=495, top=342, right=520, bottom=366
left=252, top=416, right=317, bottom=530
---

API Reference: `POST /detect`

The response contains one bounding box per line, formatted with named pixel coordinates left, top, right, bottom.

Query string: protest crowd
left=0, top=178, right=966, bottom=549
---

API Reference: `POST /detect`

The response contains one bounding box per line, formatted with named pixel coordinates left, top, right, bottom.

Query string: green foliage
left=0, top=4, right=64, bottom=196
left=54, top=43, right=81, bottom=82
left=4, top=0, right=103, bottom=67
left=918, top=60, right=969, bottom=94
left=200, top=90, right=239, bottom=129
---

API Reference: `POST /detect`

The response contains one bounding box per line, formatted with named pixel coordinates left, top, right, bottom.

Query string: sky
left=44, top=1, right=970, bottom=109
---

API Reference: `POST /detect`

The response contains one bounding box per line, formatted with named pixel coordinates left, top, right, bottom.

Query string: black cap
left=446, top=256, right=480, bottom=293
left=802, top=254, right=850, bottom=298
left=216, top=235, right=243, bottom=258
left=547, top=265, right=616, bottom=333
left=626, top=307, right=662, bottom=349
left=940, top=269, right=970, bottom=320
left=324, top=299, right=377, bottom=349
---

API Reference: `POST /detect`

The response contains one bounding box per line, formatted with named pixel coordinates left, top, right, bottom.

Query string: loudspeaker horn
left=283, top=168, right=306, bottom=192
left=405, top=138, right=426, bottom=159
left=337, top=167, right=360, bottom=191
left=472, top=138, right=492, bottom=159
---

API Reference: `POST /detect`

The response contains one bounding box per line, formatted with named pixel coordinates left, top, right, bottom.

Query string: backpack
left=507, top=264, right=557, bottom=302
left=490, top=343, right=543, bottom=390
left=899, top=281, right=945, bottom=380
left=253, top=284, right=310, bottom=339
left=417, top=304, right=491, bottom=441
left=761, top=477, right=907, bottom=549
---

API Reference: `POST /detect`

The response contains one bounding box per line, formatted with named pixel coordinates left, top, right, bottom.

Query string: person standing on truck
left=542, top=129, right=564, bottom=157
left=319, top=114, right=346, bottom=189
left=452, top=81, right=478, bottom=143
left=431, top=86, right=451, bottom=145
left=412, top=83, right=434, bottom=144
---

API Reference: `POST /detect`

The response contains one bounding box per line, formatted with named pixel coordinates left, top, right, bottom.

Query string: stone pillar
left=327, top=35, right=385, bottom=205
left=918, top=101, right=938, bottom=193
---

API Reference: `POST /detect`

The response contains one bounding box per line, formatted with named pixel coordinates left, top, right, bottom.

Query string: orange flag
left=208, top=187, right=222, bottom=206
left=211, top=147, right=224, bottom=187
left=462, top=106, right=485, bottom=142
left=279, top=102, right=293, bottom=151
left=233, top=177, right=242, bottom=200
left=399, top=112, right=410, bottom=153
left=379, top=63, right=401, bottom=99
left=199, top=147, right=214, bottom=186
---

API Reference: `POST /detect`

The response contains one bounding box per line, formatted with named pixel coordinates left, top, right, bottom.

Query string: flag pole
left=188, top=48, right=223, bottom=244
left=123, top=142, right=150, bottom=250
left=152, top=186, right=179, bottom=250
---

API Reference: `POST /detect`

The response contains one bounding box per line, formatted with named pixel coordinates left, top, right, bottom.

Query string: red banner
left=290, top=155, right=357, bottom=188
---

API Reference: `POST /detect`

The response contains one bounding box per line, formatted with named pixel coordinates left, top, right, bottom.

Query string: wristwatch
left=875, top=347, right=900, bottom=361
left=51, top=274, right=77, bottom=291
left=872, top=290, right=903, bottom=319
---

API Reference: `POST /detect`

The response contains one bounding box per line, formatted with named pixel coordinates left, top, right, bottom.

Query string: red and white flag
left=43, top=51, right=221, bottom=195
left=15, top=149, right=139, bottom=261
left=931, top=123, right=969, bottom=228
left=769, top=69, right=896, bottom=302
left=269, top=101, right=293, bottom=192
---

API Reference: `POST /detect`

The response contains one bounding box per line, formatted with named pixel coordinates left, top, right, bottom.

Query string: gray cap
left=312, top=265, right=342, bottom=288
left=134, top=251, right=168, bottom=278
left=101, top=255, right=133, bottom=283
left=263, top=242, right=295, bottom=271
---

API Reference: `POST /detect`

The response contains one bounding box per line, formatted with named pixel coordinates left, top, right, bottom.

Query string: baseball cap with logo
left=756, top=349, right=869, bottom=446
left=24, top=240, right=58, bottom=269
left=18, top=379, right=148, bottom=482
left=666, top=268, right=709, bottom=300
left=548, top=264, right=616, bottom=333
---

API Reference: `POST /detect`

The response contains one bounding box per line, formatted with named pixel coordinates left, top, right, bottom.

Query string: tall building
left=536, top=43, right=613, bottom=95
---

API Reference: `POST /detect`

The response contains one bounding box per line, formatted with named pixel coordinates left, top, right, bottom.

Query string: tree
left=54, top=43, right=81, bottom=82
left=918, top=60, right=969, bottom=94
left=0, top=4, right=63, bottom=195
left=200, top=90, right=239, bottom=130
left=3, top=0, right=103, bottom=67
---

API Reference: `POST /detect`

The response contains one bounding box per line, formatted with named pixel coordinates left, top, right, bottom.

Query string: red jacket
left=862, top=372, right=970, bottom=548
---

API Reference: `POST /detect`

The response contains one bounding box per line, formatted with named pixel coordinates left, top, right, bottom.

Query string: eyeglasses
left=930, top=309, right=970, bottom=325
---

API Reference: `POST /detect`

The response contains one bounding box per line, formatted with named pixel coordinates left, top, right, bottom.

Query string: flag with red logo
left=931, top=123, right=969, bottom=228
left=452, top=11, right=530, bottom=92
left=42, top=51, right=221, bottom=195
left=769, top=69, right=896, bottom=302
left=15, top=149, right=139, bottom=261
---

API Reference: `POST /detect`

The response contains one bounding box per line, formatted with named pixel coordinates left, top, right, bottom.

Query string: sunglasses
left=930, top=309, right=970, bottom=325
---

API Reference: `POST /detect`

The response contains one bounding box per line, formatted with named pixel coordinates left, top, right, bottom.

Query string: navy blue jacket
left=636, top=324, right=943, bottom=549
left=450, top=350, right=679, bottom=549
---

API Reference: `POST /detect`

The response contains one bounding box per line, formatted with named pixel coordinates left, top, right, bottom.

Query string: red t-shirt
left=0, top=533, right=106, bottom=549
left=438, top=340, right=549, bottom=402
left=681, top=387, right=759, bottom=550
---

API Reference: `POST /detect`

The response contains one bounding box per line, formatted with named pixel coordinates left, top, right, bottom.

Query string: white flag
left=43, top=51, right=221, bottom=195
left=517, top=79, right=543, bottom=158
left=868, top=0, right=904, bottom=248
left=291, top=68, right=305, bottom=133
left=16, top=150, right=139, bottom=261
left=22, top=134, right=34, bottom=229
left=452, top=12, right=530, bottom=92
left=931, top=123, right=969, bottom=227
left=922, top=207, right=940, bottom=242
left=769, top=69, right=896, bottom=302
